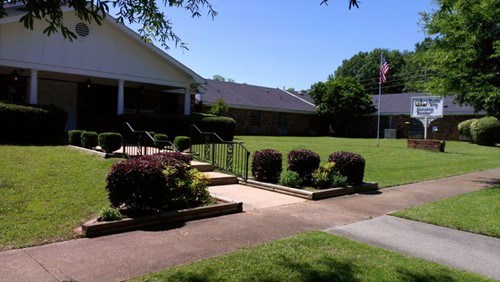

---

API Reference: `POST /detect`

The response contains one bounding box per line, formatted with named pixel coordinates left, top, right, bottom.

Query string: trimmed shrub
left=287, top=149, right=320, bottom=185
left=98, top=132, right=122, bottom=153
left=312, top=162, right=336, bottom=189
left=470, top=116, right=500, bottom=146
left=174, top=136, right=191, bottom=152
left=251, top=149, right=282, bottom=183
left=68, top=130, right=84, bottom=146
left=106, top=158, right=169, bottom=214
left=81, top=131, right=98, bottom=149
left=198, top=116, right=236, bottom=141
left=458, top=118, right=478, bottom=140
left=0, top=102, right=67, bottom=143
left=328, top=151, right=366, bottom=185
left=153, top=133, right=168, bottom=148
left=278, top=170, right=302, bottom=188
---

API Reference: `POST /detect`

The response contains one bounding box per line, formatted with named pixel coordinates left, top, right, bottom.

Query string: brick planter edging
left=244, top=180, right=378, bottom=200
left=407, top=139, right=446, bottom=152
left=82, top=197, right=243, bottom=237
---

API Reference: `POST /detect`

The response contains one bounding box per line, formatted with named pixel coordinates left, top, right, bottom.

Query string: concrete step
left=203, top=171, right=239, bottom=186
left=190, top=161, right=214, bottom=172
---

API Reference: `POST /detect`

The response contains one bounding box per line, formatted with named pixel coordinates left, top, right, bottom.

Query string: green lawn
left=1, top=138, right=499, bottom=250
left=0, top=146, right=119, bottom=250
left=131, top=231, right=493, bottom=282
left=236, top=136, right=500, bottom=187
left=392, top=186, right=500, bottom=238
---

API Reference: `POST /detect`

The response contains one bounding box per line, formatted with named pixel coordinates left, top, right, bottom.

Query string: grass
left=0, top=146, right=119, bottom=250
left=392, top=186, right=500, bottom=238
left=130, top=231, right=493, bottom=282
left=236, top=136, right=500, bottom=187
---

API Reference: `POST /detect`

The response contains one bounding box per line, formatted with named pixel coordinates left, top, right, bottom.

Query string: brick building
left=348, top=93, right=486, bottom=140
left=198, top=80, right=321, bottom=136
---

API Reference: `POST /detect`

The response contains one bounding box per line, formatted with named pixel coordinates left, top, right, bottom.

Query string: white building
left=0, top=5, right=205, bottom=130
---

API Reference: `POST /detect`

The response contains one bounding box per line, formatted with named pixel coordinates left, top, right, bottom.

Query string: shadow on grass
left=276, top=255, right=360, bottom=282
left=396, top=268, right=465, bottom=282
left=473, top=177, right=500, bottom=187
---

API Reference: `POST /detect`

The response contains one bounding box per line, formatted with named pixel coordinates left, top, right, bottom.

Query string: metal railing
left=122, top=122, right=178, bottom=158
left=190, top=124, right=250, bottom=181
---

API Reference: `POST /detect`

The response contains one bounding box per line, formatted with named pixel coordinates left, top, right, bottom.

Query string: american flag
left=379, top=54, right=389, bottom=84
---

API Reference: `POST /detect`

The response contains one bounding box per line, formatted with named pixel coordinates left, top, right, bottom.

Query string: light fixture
left=11, top=70, right=19, bottom=82
left=86, top=79, right=92, bottom=89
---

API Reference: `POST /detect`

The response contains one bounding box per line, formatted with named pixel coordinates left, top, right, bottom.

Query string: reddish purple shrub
left=251, top=149, right=282, bottom=183
left=328, top=151, right=365, bottom=185
left=106, top=158, right=169, bottom=214
left=287, top=149, right=320, bottom=184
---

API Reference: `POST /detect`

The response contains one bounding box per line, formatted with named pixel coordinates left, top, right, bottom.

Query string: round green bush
left=98, top=132, right=122, bottom=153
left=81, top=131, right=98, bottom=149
left=153, top=133, right=168, bottom=148
left=174, top=136, right=191, bottom=152
left=287, top=149, right=320, bottom=185
left=251, top=149, right=282, bottom=183
left=458, top=119, right=478, bottom=140
left=328, top=151, right=366, bottom=185
left=470, top=116, right=500, bottom=146
left=278, top=170, right=302, bottom=188
left=68, top=129, right=84, bottom=146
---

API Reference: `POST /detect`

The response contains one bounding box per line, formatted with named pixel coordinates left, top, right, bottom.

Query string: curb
left=244, top=180, right=379, bottom=200
left=82, top=196, right=243, bottom=237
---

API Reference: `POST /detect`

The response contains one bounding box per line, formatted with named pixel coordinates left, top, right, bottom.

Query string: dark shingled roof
left=372, top=93, right=481, bottom=115
left=200, top=79, right=316, bottom=114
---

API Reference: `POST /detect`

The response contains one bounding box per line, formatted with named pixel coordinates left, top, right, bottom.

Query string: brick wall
left=347, top=114, right=485, bottom=141
left=214, top=108, right=315, bottom=135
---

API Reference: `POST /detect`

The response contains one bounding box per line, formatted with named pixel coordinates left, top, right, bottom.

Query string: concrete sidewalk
left=327, top=216, right=500, bottom=280
left=1, top=168, right=499, bottom=282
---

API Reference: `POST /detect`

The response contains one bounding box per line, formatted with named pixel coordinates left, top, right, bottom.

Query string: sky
left=135, top=1, right=436, bottom=91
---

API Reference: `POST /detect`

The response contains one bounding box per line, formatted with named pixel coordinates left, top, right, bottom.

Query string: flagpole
left=376, top=52, right=382, bottom=147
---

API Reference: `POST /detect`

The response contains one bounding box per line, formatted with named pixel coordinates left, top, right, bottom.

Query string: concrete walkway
left=327, top=216, right=500, bottom=280
left=1, top=168, right=499, bottom=282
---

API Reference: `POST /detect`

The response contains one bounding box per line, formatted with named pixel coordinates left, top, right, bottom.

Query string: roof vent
left=75, top=22, right=90, bottom=37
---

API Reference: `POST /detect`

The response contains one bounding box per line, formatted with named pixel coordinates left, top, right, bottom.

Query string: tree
left=1, top=1, right=359, bottom=49
left=309, top=77, right=375, bottom=136
left=209, top=98, right=229, bottom=116
left=331, top=48, right=410, bottom=95
left=212, top=74, right=226, bottom=82
left=418, top=0, right=500, bottom=118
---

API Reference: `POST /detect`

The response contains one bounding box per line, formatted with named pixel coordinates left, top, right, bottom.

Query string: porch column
left=183, top=87, right=191, bottom=115
left=117, top=80, right=124, bottom=115
left=29, top=69, right=38, bottom=104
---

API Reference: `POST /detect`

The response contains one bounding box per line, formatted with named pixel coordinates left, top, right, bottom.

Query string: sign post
left=410, top=96, right=443, bottom=140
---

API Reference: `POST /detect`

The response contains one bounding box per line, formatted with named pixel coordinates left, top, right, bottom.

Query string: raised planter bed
left=82, top=196, right=242, bottom=237
left=407, top=139, right=446, bottom=152
left=244, top=180, right=378, bottom=200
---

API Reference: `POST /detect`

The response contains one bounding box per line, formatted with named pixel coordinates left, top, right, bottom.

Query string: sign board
left=411, top=96, right=444, bottom=118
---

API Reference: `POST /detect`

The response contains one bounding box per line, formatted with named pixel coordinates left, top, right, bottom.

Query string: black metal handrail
left=190, top=124, right=250, bottom=181
left=122, top=122, right=178, bottom=158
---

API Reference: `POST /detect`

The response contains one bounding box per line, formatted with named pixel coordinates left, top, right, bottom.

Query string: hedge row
left=78, top=113, right=236, bottom=141
left=458, top=116, right=500, bottom=146
left=0, top=102, right=68, bottom=143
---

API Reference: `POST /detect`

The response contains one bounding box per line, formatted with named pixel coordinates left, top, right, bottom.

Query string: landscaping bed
left=82, top=196, right=243, bottom=237
left=244, top=179, right=378, bottom=200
